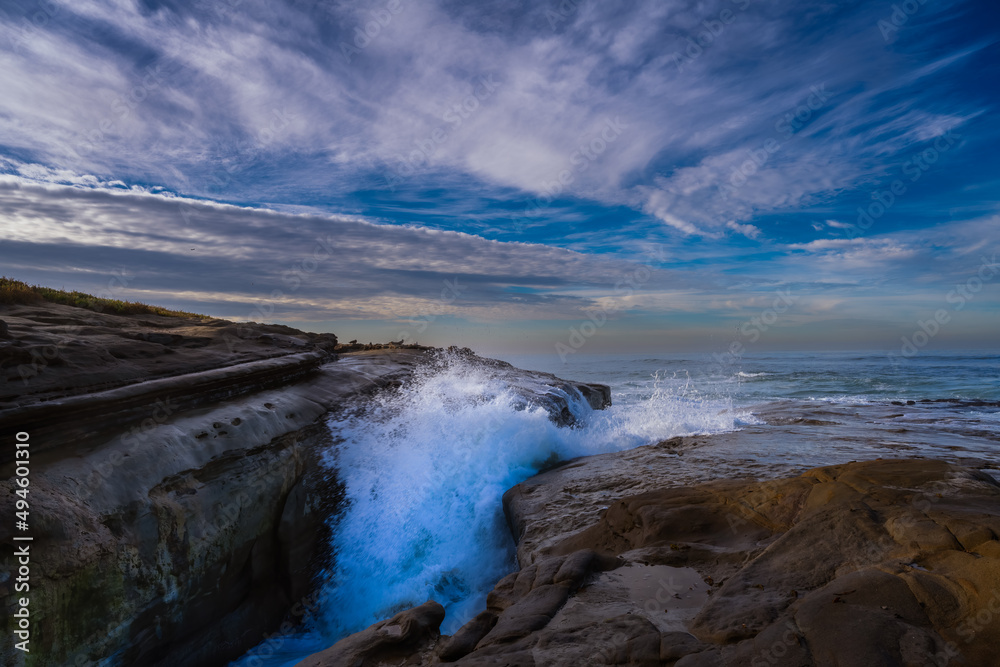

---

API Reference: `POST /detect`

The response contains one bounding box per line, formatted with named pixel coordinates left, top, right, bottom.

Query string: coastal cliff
left=8, top=299, right=999, bottom=667
left=0, top=302, right=608, bottom=667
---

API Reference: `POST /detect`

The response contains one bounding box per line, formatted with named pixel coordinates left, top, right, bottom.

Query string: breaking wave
left=231, top=352, right=750, bottom=666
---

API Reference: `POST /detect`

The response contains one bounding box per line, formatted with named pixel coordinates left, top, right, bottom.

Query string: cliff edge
left=0, top=302, right=607, bottom=667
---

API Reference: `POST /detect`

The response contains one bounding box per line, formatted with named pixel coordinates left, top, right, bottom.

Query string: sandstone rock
left=335, top=457, right=1000, bottom=666
left=793, top=568, right=945, bottom=666
left=0, top=351, right=416, bottom=666
left=0, top=301, right=341, bottom=409
left=436, top=611, right=498, bottom=662
left=0, top=349, right=329, bottom=464
left=0, top=300, right=610, bottom=667
left=477, top=583, right=572, bottom=648
left=295, top=600, right=445, bottom=667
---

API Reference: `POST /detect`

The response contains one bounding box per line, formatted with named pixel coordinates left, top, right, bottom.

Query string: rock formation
left=0, top=302, right=606, bottom=667
left=0, top=301, right=340, bottom=411
left=296, top=601, right=447, bottom=667
left=299, top=455, right=1000, bottom=666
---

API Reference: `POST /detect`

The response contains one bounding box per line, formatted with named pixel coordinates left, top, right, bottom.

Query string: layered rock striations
left=0, top=303, right=607, bottom=667
left=0, top=301, right=340, bottom=410
left=0, top=348, right=423, bottom=666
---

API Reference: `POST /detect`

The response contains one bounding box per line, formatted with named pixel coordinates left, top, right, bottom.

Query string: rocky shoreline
left=0, top=303, right=607, bottom=667
left=300, top=455, right=1000, bottom=666
left=4, top=301, right=999, bottom=667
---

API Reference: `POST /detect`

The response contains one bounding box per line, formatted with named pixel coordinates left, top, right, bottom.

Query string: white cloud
left=0, top=0, right=985, bottom=241
left=726, top=221, right=761, bottom=239
left=0, top=175, right=695, bottom=322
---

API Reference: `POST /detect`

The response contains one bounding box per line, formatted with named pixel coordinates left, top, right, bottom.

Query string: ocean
left=231, top=350, right=999, bottom=666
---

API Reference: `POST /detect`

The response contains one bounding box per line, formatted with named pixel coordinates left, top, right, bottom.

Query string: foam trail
left=230, top=353, right=748, bottom=666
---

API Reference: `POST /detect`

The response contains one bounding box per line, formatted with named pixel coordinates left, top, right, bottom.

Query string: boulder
left=295, top=601, right=445, bottom=667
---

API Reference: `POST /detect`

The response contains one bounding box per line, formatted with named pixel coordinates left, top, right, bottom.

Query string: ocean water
left=502, top=350, right=1000, bottom=406
left=231, top=350, right=998, bottom=666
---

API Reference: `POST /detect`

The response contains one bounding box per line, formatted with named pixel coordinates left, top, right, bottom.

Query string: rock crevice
left=1, top=302, right=610, bottom=667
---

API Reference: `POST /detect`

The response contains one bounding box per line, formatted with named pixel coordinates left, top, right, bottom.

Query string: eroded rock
left=302, top=457, right=1000, bottom=666
left=294, top=601, right=445, bottom=667
left=0, top=300, right=610, bottom=667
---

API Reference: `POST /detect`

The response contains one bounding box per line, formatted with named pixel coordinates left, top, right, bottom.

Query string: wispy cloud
left=1, top=0, right=998, bottom=350
left=0, top=176, right=692, bottom=323
left=1, top=0, right=993, bottom=240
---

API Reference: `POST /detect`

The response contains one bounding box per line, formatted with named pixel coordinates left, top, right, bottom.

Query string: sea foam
left=312, top=352, right=743, bottom=638
left=231, top=352, right=747, bottom=666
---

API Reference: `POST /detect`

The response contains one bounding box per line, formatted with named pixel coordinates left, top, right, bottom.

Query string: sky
left=1, top=0, right=998, bottom=357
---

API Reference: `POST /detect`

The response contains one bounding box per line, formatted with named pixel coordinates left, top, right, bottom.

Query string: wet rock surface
left=0, top=302, right=608, bottom=667
left=0, top=349, right=424, bottom=667
left=300, top=456, right=1000, bottom=666
left=295, top=601, right=447, bottom=667
left=432, top=346, right=612, bottom=420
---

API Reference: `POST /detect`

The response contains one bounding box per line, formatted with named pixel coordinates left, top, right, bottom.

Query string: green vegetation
left=0, top=277, right=209, bottom=318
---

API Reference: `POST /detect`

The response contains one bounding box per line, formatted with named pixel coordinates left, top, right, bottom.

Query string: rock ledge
left=301, top=456, right=1000, bottom=666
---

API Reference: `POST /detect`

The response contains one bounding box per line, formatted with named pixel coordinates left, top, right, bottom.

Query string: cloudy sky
left=1, top=0, right=998, bottom=355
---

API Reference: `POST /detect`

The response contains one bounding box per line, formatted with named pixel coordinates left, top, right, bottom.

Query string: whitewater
left=230, top=351, right=752, bottom=666
left=232, top=350, right=998, bottom=666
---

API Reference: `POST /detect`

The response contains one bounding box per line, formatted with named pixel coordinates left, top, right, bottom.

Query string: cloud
left=0, top=175, right=695, bottom=323
left=779, top=216, right=1000, bottom=286
left=2, top=0, right=998, bottom=351
left=2, top=172, right=996, bottom=350
left=641, top=188, right=703, bottom=235
left=824, top=220, right=854, bottom=230
left=726, top=221, right=761, bottom=239
left=0, top=0, right=989, bottom=242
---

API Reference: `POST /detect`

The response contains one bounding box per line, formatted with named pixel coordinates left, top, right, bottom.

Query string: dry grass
left=0, top=277, right=209, bottom=318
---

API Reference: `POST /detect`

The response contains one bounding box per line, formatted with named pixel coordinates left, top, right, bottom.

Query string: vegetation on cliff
left=0, top=276, right=207, bottom=318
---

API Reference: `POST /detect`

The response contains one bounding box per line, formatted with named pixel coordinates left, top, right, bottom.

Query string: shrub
left=0, top=277, right=209, bottom=318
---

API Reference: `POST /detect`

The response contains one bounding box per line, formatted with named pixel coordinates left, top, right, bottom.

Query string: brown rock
left=476, top=584, right=571, bottom=648
left=794, top=568, right=944, bottom=665
left=295, top=600, right=445, bottom=667
left=530, top=614, right=663, bottom=666
left=437, top=611, right=498, bottom=662
left=262, top=456, right=1000, bottom=667
left=480, top=458, right=1000, bottom=666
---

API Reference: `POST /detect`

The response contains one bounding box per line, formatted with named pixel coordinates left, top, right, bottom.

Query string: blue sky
left=0, top=0, right=998, bottom=355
